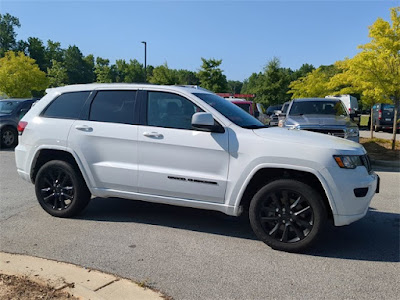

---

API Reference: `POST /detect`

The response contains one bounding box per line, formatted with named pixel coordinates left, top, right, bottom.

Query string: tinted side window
left=43, top=92, right=90, bottom=119
left=147, top=92, right=202, bottom=130
left=90, top=91, right=136, bottom=124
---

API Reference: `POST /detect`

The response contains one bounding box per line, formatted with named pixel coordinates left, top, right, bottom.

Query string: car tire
left=249, top=179, right=327, bottom=252
left=0, top=127, right=18, bottom=149
left=35, top=160, right=91, bottom=218
left=374, top=124, right=381, bottom=132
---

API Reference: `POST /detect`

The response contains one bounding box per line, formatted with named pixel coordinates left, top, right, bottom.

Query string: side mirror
left=192, top=112, right=224, bottom=133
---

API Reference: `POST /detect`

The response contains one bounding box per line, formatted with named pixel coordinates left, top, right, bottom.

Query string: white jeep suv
left=15, top=84, right=379, bottom=252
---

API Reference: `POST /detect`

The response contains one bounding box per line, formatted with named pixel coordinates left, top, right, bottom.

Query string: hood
left=253, top=127, right=364, bottom=154
left=285, top=115, right=355, bottom=128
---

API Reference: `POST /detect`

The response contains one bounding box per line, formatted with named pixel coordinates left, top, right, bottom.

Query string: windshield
left=289, top=100, right=347, bottom=116
left=282, top=103, right=289, bottom=113
left=194, top=93, right=265, bottom=128
left=0, top=101, right=21, bottom=114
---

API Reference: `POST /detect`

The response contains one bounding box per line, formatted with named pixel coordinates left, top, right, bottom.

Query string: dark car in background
left=0, top=98, right=36, bottom=148
left=282, top=98, right=359, bottom=142
left=268, top=101, right=289, bottom=126
left=371, top=103, right=400, bottom=132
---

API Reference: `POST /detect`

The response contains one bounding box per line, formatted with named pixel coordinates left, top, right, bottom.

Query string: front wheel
left=35, top=160, right=91, bottom=217
left=249, top=179, right=327, bottom=252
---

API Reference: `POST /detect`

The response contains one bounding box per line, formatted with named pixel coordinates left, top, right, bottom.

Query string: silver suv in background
left=282, top=98, right=359, bottom=142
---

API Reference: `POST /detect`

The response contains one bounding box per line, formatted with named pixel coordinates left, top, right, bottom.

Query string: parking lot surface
left=360, top=128, right=400, bottom=140
left=0, top=150, right=399, bottom=300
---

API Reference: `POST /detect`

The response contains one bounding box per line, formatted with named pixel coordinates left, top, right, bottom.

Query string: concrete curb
left=0, top=252, right=163, bottom=300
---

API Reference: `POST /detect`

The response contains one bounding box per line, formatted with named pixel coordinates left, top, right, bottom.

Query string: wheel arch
left=236, top=166, right=336, bottom=222
left=30, top=148, right=93, bottom=192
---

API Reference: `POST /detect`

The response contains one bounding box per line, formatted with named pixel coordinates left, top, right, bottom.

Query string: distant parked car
left=226, top=98, right=267, bottom=124
left=282, top=98, right=359, bottom=142
left=371, top=103, right=400, bottom=132
left=0, top=98, right=36, bottom=148
left=269, top=102, right=289, bottom=126
left=266, top=105, right=282, bottom=117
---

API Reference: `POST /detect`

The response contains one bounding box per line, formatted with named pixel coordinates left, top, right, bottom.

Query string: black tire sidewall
left=35, top=160, right=90, bottom=218
left=249, top=179, right=327, bottom=252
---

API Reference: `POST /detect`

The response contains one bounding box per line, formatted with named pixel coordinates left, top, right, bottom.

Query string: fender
left=29, top=145, right=97, bottom=195
left=230, top=162, right=338, bottom=217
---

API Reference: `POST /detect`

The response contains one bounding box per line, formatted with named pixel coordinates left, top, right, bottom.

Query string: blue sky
left=1, top=0, right=398, bottom=81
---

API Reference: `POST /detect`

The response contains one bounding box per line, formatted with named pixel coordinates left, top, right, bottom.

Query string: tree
left=114, top=59, right=144, bottom=83
left=0, top=51, right=48, bottom=97
left=95, top=57, right=113, bottom=83
left=228, top=80, right=243, bottom=94
left=149, top=63, right=177, bottom=85
left=176, top=69, right=200, bottom=85
left=64, top=46, right=94, bottom=84
left=45, top=40, right=64, bottom=63
left=47, top=59, right=68, bottom=87
left=330, top=7, right=400, bottom=148
left=198, top=58, right=228, bottom=92
left=0, top=13, right=20, bottom=57
left=241, top=58, right=293, bottom=105
left=27, top=37, right=47, bottom=71
left=288, top=65, right=339, bottom=99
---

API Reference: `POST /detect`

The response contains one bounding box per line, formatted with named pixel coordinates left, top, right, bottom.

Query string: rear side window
left=89, top=91, right=136, bottom=124
left=42, top=92, right=90, bottom=119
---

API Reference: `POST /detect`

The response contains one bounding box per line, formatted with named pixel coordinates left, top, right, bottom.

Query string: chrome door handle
left=75, top=125, right=93, bottom=132
left=143, top=132, right=163, bottom=138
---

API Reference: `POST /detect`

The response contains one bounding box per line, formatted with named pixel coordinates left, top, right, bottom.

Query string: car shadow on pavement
left=82, top=197, right=258, bottom=240
left=80, top=198, right=399, bottom=262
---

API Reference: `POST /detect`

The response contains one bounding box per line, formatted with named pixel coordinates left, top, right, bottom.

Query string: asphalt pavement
left=0, top=149, right=399, bottom=300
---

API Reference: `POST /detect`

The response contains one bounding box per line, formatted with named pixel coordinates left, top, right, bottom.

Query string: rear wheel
left=374, top=124, right=381, bottom=132
left=249, top=179, right=327, bottom=252
left=35, top=160, right=91, bottom=217
left=0, top=127, right=18, bottom=148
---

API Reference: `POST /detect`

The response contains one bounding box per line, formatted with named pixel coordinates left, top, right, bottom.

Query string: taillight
left=378, top=110, right=382, bottom=120
left=17, top=121, right=28, bottom=135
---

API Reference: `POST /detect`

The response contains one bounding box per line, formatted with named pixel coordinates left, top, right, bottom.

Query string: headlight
left=333, top=155, right=363, bottom=169
left=345, top=127, right=359, bottom=137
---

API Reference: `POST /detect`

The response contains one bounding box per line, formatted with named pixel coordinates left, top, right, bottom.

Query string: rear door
left=68, top=90, right=139, bottom=192
left=137, top=91, right=229, bottom=203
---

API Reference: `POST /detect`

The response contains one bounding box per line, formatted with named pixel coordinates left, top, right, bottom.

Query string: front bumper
left=321, top=166, right=378, bottom=226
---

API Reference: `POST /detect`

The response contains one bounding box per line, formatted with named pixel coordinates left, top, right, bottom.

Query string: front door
left=137, top=91, right=229, bottom=203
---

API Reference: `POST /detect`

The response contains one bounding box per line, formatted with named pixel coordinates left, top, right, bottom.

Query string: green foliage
left=149, top=63, right=177, bottom=85
left=288, top=65, right=340, bottom=98
left=0, top=13, right=21, bottom=57
left=95, top=57, right=113, bottom=83
left=27, top=37, right=47, bottom=71
left=227, top=80, right=243, bottom=94
left=64, top=46, right=95, bottom=84
left=175, top=69, right=200, bottom=85
left=330, top=6, right=400, bottom=147
left=114, top=59, right=145, bottom=83
left=242, top=57, right=294, bottom=105
left=47, top=60, right=68, bottom=87
left=0, top=51, right=48, bottom=97
left=45, top=40, right=64, bottom=63
left=198, top=58, right=228, bottom=92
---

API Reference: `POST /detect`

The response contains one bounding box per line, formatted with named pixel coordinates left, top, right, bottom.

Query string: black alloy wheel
left=249, top=179, right=326, bottom=252
left=35, top=160, right=91, bottom=217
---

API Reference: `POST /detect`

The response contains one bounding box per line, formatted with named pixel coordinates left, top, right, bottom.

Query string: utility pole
left=141, top=41, right=147, bottom=82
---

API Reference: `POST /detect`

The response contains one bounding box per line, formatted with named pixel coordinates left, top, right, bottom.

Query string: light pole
left=141, top=41, right=147, bottom=82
